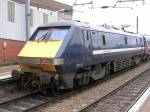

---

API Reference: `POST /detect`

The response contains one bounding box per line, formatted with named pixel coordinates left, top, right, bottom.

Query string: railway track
left=79, top=68, right=150, bottom=112
left=0, top=91, right=62, bottom=112
left=0, top=88, right=80, bottom=112
left=0, top=91, right=49, bottom=112
left=0, top=67, right=132, bottom=112
left=0, top=76, right=16, bottom=93
left=0, top=62, right=148, bottom=112
left=0, top=77, right=15, bottom=85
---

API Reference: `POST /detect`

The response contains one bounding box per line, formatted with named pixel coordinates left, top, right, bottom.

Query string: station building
left=0, top=0, right=72, bottom=65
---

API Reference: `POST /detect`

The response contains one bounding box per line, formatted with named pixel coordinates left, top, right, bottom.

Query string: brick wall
left=0, top=38, right=25, bottom=64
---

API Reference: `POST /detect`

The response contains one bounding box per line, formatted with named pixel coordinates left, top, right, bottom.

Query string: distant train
left=12, top=20, right=150, bottom=94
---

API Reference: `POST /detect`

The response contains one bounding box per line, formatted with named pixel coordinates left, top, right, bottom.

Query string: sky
left=55, top=0, right=150, bottom=35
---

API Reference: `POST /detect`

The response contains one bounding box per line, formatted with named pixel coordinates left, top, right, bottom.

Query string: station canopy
left=13, top=0, right=72, bottom=11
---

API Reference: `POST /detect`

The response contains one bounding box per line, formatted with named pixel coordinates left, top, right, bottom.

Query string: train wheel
left=73, top=79, right=79, bottom=89
left=50, top=80, right=60, bottom=96
left=11, top=70, right=21, bottom=81
left=74, top=72, right=90, bottom=88
left=131, top=59, right=136, bottom=67
left=78, top=76, right=84, bottom=86
left=21, top=75, right=31, bottom=89
left=105, top=64, right=111, bottom=76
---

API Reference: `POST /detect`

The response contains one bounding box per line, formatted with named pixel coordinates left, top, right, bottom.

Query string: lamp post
left=136, top=15, right=139, bottom=34
left=25, top=0, right=30, bottom=41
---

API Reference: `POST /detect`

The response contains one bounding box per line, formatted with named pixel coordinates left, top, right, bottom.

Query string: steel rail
left=0, top=77, right=15, bottom=85
left=25, top=62, right=149, bottom=112
left=78, top=68, right=150, bottom=112
left=0, top=62, right=148, bottom=112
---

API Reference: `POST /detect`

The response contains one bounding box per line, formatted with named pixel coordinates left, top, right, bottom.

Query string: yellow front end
left=18, top=40, right=63, bottom=72
left=18, top=41, right=62, bottom=58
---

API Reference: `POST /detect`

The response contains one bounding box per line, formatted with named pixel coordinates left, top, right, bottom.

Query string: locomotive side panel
left=91, top=31, right=144, bottom=64
left=58, top=26, right=85, bottom=73
left=57, top=27, right=86, bottom=89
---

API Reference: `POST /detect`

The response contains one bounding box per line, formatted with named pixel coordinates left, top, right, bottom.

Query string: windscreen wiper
left=37, top=33, right=48, bottom=42
left=44, top=31, right=52, bottom=42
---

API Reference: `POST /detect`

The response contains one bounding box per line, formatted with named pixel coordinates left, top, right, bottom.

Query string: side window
left=8, top=1, right=15, bottom=22
left=127, top=36, right=137, bottom=46
left=141, top=38, right=144, bottom=45
left=141, top=38, right=143, bottom=43
left=124, top=37, right=127, bottom=45
left=87, top=30, right=91, bottom=40
left=139, top=38, right=142, bottom=45
left=43, top=13, right=48, bottom=24
left=91, top=31, right=102, bottom=49
left=133, top=38, right=137, bottom=45
left=91, top=31, right=96, bottom=35
left=102, top=35, right=106, bottom=45
left=136, top=38, right=138, bottom=45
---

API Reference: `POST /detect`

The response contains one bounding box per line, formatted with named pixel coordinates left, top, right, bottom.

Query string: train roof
left=39, top=20, right=142, bottom=38
left=144, top=34, right=150, bottom=38
left=40, top=20, right=90, bottom=28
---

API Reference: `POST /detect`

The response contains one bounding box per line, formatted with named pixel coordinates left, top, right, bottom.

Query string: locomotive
left=12, top=20, right=150, bottom=94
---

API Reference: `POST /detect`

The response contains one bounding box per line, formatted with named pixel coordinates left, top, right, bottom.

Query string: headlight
left=52, top=58, right=64, bottom=65
left=40, top=58, right=64, bottom=65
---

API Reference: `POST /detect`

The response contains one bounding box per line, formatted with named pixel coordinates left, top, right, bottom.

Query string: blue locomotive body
left=56, top=25, right=144, bottom=73
left=14, top=20, right=149, bottom=91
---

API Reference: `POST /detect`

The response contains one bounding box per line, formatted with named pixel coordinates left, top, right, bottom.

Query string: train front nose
left=14, top=41, right=64, bottom=90
left=18, top=41, right=64, bottom=72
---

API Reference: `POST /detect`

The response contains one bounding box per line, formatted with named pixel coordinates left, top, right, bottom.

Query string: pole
left=25, top=0, right=30, bottom=41
left=136, top=16, right=139, bottom=34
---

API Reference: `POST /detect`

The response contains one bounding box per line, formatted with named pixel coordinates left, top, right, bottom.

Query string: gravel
left=0, top=83, right=33, bottom=103
left=0, top=65, right=30, bottom=103
left=35, top=62, right=150, bottom=112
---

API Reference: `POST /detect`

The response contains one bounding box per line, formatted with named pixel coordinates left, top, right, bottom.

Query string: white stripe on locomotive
left=93, top=47, right=144, bottom=55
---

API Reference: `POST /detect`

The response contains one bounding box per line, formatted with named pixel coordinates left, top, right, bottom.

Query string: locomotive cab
left=12, top=20, right=85, bottom=94
left=13, top=25, right=73, bottom=92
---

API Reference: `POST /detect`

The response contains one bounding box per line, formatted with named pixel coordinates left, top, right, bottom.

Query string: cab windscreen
left=30, top=26, right=70, bottom=41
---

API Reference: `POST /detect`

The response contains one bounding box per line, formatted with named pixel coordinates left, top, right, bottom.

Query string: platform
left=128, top=86, right=150, bottom=112
left=0, top=65, right=19, bottom=79
left=0, top=74, right=11, bottom=80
